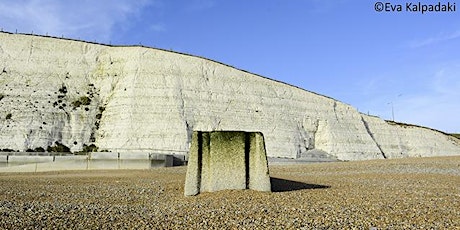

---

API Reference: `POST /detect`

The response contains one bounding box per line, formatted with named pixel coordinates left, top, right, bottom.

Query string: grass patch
left=72, top=96, right=91, bottom=108
left=386, top=120, right=453, bottom=137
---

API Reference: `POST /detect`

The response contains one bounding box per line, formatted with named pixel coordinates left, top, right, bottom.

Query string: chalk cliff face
left=1, top=32, right=459, bottom=160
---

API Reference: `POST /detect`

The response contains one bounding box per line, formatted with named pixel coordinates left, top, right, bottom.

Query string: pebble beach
left=1, top=156, right=459, bottom=229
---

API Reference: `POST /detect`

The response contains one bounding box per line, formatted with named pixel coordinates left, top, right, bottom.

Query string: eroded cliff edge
left=1, top=32, right=459, bottom=160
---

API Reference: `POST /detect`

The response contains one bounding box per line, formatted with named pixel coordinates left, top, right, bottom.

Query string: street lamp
left=387, top=102, right=394, bottom=121
left=387, top=94, right=402, bottom=122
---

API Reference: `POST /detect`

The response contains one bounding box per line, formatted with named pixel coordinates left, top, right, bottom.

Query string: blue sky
left=1, top=0, right=459, bottom=133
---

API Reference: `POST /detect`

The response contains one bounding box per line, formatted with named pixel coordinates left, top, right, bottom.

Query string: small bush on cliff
left=71, top=100, right=81, bottom=108
left=34, top=147, right=46, bottom=152
left=95, top=106, right=105, bottom=120
left=26, top=148, right=45, bottom=152
left=47, top=142, right=70, bottom=153
left=82, top=144, right=98, bottom=152
left=58, top=85, right=67, bottom=94
left=72, top=96, right=91, bottom=108
left=1, top=149, right=15, bottom=152
left=80, top=96, right=91, bottom=105
left=74, top=144, right=98, bottom=155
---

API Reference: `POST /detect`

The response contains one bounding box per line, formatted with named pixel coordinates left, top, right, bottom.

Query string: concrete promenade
left=0, top=152, right=186, bottom=172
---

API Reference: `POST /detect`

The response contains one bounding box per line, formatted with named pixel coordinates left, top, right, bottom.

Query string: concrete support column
left=248, top=132, right=271, bottom=191
left=184, top=131, right=271, bottom=196
left=208, top=132, right=246, bottom=191
left=184, top=132, right=201, bottom=196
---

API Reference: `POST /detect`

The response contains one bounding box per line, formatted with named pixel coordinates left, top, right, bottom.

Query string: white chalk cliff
left=0, top=32, right=459, bottom=160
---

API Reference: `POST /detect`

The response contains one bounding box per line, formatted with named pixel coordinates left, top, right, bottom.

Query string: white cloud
left=0, top=0, right=154, bottom=42
left=357, top=64, right=460, bottom=133
left=432, top=67, right=460, bottom=96
left=409, top=30, right=460, bottom=48
left=149, top=23, right=166, bottom=32
left=396, top=95, right=459, bottom=133
left=185, top=0, right=216, bottom=12
left=304, top=0, right=350, bottom=14
left=385, top=66, right=460, bottom=133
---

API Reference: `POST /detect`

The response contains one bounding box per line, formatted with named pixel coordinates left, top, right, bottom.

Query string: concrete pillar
left=248, top=132, right=271, bottom=191
left=208, top=132, right=246, bottom=191
left=184, top=131, right=271, bottom=196
left=200, top=132, right=211, bottom=192
left=184, top=132, right=201, bottom=196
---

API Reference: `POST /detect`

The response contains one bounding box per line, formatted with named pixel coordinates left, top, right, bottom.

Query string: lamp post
left=388, top=94, right=402, bottom=122
left=391, top=102, right=394, bottom=122
left=387, top=102, right=394, bottom=121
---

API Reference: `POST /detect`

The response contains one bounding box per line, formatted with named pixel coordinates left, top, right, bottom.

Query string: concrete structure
left=1, top=32, right=460, bottom=161
left=185, top=131, right=271, bottom=196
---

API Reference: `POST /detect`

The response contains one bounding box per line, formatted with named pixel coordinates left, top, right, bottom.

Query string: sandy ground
left=0, top=156, right=459, bottom=229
